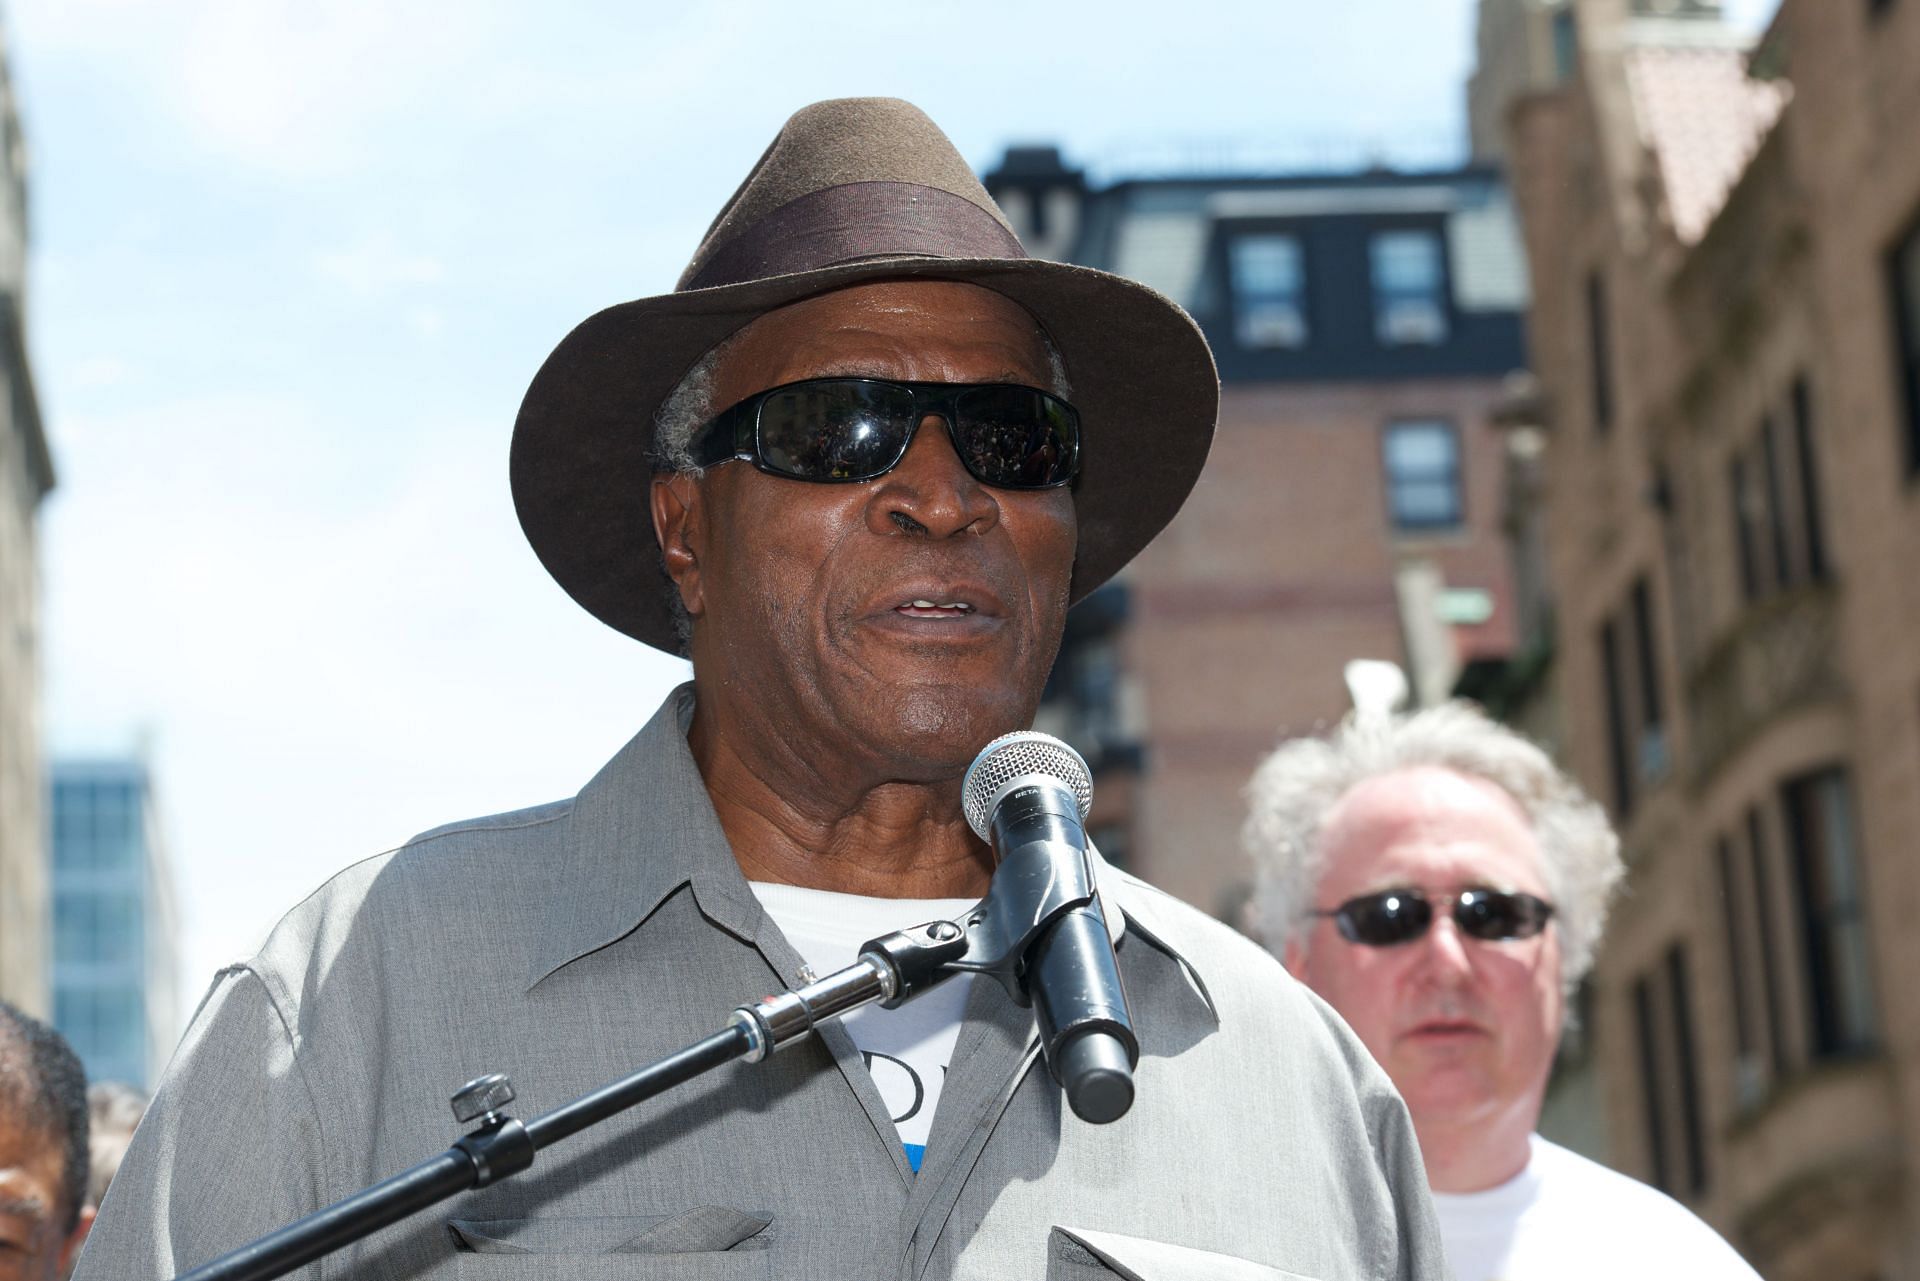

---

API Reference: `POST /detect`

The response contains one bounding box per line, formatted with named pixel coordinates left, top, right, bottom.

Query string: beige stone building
left=0, top=19, right=51, bottom=1017
left=1502, top=0, right=1920, bottom=1275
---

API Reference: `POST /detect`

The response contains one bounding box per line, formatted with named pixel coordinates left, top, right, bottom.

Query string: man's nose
left=866, top=412, right=999, bottom=537
left=1410, top=914, right=1476, bottom=985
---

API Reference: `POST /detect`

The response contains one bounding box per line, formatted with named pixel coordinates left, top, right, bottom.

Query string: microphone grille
left=961, top=731, right=1094, bottom=839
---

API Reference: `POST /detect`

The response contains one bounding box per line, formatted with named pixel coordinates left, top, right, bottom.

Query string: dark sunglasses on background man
left=1313, top=887, right=1556, bottom=948
left=681, top=377, right=1082, bottom=490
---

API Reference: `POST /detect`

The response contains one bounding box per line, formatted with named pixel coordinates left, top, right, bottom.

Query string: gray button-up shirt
left=76, top=688, right=1446, bottom=1281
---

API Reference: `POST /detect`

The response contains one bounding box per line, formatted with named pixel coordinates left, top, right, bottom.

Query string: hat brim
left=510, top=254, right=1219, bottom=653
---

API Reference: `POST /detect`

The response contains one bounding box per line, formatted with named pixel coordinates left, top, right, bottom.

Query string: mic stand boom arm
left=171, top=919, right=969, bottom=1281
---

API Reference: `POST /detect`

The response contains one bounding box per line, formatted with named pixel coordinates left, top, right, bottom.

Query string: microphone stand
left=171, top=849, right=1110, bottom=1281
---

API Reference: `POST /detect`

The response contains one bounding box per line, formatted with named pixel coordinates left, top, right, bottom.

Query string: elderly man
left=77, top=100, right=1445, bottom=1279
left=0, top=1001, right=92, bottom=1281
left=1246, top=702, right=1760, bottom=1280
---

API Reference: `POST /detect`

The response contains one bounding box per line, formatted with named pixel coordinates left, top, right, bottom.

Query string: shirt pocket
left=445, top=1208, right=774, bottom=1280
left=1047, top=1225, right=1323, bottom=1281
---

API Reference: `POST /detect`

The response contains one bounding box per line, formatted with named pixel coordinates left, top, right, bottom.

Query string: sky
left=7, top=0, right=1781, bottom=1031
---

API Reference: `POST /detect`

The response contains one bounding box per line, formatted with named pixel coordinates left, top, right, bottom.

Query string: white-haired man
left=1246, top=703, right=1760, bottom=1281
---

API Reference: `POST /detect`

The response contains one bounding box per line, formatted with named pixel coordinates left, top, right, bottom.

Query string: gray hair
left=86, top=1080, right=148, bottom=1208
left=647, top=323, right=1074, bottom=653
left=1244, top=702, right=1624, bottom=989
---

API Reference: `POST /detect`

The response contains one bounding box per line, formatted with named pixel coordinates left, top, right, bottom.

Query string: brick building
left=1502, top=0, right=1920, bottom=1275
left=0, top=17, right=52, bottom=1016
left=984, top=153, right=1532, bottom=917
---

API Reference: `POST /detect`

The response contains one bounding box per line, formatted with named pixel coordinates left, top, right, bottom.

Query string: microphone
left=961, top=732, right=1138, bottom=1124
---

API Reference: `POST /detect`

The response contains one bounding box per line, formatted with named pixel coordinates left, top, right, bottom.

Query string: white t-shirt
left=1431, top=1134, right=1763, bottom=1281
left=749, top=881, right=977, bottom=1173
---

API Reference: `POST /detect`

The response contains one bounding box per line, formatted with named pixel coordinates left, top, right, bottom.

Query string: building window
left=1551, top=7, right=1579, bottom=80
left=1587, top=270, right=1614, bottom=433
left=53, top=891, right=142, bottom=967
left=1597, top=576, right=1667, bottom=820
left=54, top=987, right=145, bottom=1082
left=1759, top=413, right=1794, bottom=590
left=1746, top=806, right=1792, bottom=1079
left=1369, top=230, right=1449, bottom=346
left=1652, top=464, right=1698, bottom=666
left=1891, top=217, right=1920, bottom=476
left=1633, top=944, right=1708, bottom=1198
left=1727, top=384, right=1831, bottom=606
left=1790, top=378, right=1829, bottom=581
left=1716, top=838, right=1763, bottom=1106
left=1780, top=767, right=1878, bottom=1057
left=1229, top=234, right=1308, bottom=349
left=1600, top=618, right=1633, bottom=818
left=1720, top=806, right=1799, bottom=1107
left=1382, top=421, right=1463, bottom=532
left=1629, top=578, right=1667, bottom=777
left=1729, top=454, right=1761, bottom=601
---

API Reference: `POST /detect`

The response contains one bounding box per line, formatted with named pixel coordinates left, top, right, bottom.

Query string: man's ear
left=1282, top=937, right=1310, bottom=981
left=59, top=1203, right=96, bottom=1276
left=650, top=472, right=706, bottom=621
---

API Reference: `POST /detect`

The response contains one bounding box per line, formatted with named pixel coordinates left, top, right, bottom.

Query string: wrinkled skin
left=1285, top=767, right=1563, bottom=1192
left=650, top=280, right=1077, bottom=899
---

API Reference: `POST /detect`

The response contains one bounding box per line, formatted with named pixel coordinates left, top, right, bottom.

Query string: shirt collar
left=526, top=684, right=763, bottom=990
left=527, top=682, right=1216, bottom=1026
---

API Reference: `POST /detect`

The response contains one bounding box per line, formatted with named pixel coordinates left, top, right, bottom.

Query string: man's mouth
left=895, top=599, right=976, bottom=619
left=1408, top=1019, right=1488, bottom=1039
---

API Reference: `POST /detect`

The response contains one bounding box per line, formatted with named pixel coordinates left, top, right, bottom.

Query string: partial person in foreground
left=1246, top=702, right=1762, bottom=1281
left=0, top=1001, right=92, bottom=1281
left=76, top=99, right=1447, bottom=1279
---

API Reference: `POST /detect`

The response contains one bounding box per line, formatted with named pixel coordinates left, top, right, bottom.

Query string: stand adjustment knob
left=451, top=1073, right=516, bottom=1126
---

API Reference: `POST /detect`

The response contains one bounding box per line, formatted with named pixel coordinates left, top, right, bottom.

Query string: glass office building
left=49, top=759, right=178, bottom=1089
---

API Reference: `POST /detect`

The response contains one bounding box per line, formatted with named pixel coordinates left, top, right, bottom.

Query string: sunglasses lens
left=1338, top=892, right=1432, bottom=946
left=756, top=382, right=916, bottom=481
left=952, top=386, right=1080, bottom=488
left=1456, top=891, right=1552, bottom=941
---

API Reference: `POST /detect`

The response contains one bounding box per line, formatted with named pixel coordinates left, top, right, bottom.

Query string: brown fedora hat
left=511, top=97, right=1218, bottom=653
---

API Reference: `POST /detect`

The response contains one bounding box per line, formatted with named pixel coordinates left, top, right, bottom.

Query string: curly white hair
left=1243, top=702, right=1624, bottom=989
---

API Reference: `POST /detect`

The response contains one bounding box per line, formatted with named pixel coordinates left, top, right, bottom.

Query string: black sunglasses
left=680, top=377, right=1081, bottom=490
left=1313, top=888, right=1556, bottom=948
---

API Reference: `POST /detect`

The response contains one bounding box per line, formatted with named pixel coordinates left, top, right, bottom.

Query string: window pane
left=1791, top=378, right=1829, bottom=581
left=1372, top=231, right=1441, bottom=289
left=1371, top=231, right=1448, bottom=346
left=1896, top=225, right=1920, bottom=475
left=1600, top=618, right=1633, bottom=818
left=1385, top=424, right=1453, bottom=471
left=1230, top=235, right=1308, bottom=349
left=1382, top=422, right=1461, bottom=530
left=1747, top=806, right=1792, bottom=1077
left=1230, top=236, right=1302, bottom=292
left=1898, top=229, right=1920, bottom=342
left=1716, top=838, right=1766, bottom=1107
left=1588, top=271, right=1614, bottom=431
left=1633, top=976, right=1671, bottom=1193
left=1782, top=767, right=1878, bottom=1056
left=1393, top=481, right=1458, bottom=523
left=1665, top=947, right=1709, bottom=1196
